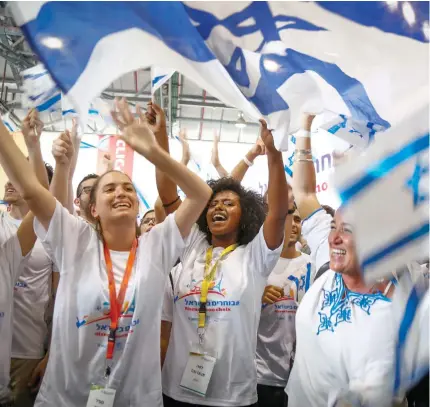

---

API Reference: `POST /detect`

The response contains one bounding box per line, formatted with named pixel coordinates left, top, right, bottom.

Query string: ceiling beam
left=178, top=116, right=259, bottom=127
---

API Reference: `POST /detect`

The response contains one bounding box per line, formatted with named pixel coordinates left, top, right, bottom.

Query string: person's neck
left=281, top=242, right=301, bottom=259
left=211, top=232, right=238, bottom=249
left=9, top=202, right=29, bottom=220
left=101, top=221, right=136, bottom=251
left=341, top=271, right=371, bottom=294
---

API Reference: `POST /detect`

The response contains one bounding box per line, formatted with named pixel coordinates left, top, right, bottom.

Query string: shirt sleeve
left=1, top=234, right=27, bottom=285
left=301, top=208, right=332, bottom=272
left=180, top=223, right=207, bottom=264
left=143, top=213, right=186, bottom=276
left=33, top=200, right=94, bottom=275
left=246, top=225, right=283, bottom=278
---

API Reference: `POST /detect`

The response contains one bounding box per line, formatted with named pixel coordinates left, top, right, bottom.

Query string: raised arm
left=260, top=119, right=289, bottom=250
left=231, top=138, right=265, bottom=182
left=292, top=114, right=321, bottom=219
left=0, top=119, right=55, bottom=230
left=178, top=129, right=191, bottom=167
left=211, top=132, right=229, bottom=178
left=112, top=98, right=212, bottom=238
left=22, top=109, right=49, bottom=190
left=50, top=131, right=75, bottom=211
left=145, top=101, right=183, bottom=215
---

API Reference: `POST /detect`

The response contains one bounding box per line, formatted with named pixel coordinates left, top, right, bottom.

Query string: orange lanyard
left=103, top=238, right=138, bottom=376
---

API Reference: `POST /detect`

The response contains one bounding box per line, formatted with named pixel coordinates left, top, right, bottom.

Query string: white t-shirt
left=0, top=235, right=27, bottom=403
left=33, top=202, right=185, bottom=407
left=256, top=253, right=312, bottom=387
left=286, top=270, right=395, bottom=407
left=162, top=225, right=282, bottom=406
left=301, top=208, right=331, bottom=273
left=0, top=211, right=54, bottom=359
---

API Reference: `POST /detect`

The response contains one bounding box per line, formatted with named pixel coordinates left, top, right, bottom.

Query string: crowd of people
left=0, top=97, right=427, bottom=407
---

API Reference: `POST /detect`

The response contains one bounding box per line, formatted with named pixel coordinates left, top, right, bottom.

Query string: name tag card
left=180, top=352, right=216, bottom=397
left=86, top=387, right=116, bottom=407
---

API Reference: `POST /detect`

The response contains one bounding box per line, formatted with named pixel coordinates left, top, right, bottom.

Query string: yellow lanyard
left=198, top=244, right=237, bottom=329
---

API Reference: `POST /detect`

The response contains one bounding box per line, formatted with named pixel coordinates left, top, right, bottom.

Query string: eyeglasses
left=142, top=217, right=155, bottom=225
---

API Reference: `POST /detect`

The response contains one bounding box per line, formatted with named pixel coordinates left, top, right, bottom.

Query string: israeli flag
left=151, top=66, right=175, bottom=94
left=11, top=2, right=429, bottom=150
left=334, top=104, right=429, bottom=283
left=21, top=63, right=61, bottom=112
left=319, top=113, right=385, bottom=150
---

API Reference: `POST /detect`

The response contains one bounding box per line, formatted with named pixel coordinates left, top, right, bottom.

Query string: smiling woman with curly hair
left=162, top=119, right=290, bottom=407
left=196, top=177, right=267, bottom=246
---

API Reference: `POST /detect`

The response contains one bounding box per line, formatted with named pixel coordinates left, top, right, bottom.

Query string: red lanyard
left=103, top=238, right=138, bottom=376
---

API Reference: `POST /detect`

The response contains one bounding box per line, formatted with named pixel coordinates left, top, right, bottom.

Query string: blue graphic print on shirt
left=317, top=273, right=390, bottom=335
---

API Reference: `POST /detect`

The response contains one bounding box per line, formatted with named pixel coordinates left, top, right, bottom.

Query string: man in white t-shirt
left=0, top=234, right=33, bottom=407
left=1, top=171, right=58, bottom=407
left=256, top=207, right=313, bottom=407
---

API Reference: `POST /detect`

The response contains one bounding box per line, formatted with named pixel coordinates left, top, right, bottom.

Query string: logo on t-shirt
left=75, top=295, right=140, bottom=339
left=14, top=280, right=28, bottom=291
left=175, top=276, right=240, bottom=318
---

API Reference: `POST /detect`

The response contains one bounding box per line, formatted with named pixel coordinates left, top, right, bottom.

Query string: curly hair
left=197, top=177, right=267, bottom=246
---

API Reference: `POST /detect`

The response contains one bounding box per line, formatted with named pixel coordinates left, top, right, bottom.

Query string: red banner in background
left=97, top=135, right=134, bottom=177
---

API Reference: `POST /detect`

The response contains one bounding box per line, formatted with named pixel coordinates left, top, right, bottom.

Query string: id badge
left=179, top=350, right=216, bottom=397
left=86, top=385, right=116, bottom=407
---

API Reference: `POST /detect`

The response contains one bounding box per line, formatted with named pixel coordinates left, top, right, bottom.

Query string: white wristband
left=243, top=156, right=254, bottom=167
left=297, top=130, right=311, bottom=138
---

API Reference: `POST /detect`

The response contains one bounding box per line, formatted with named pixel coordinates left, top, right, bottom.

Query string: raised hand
left=259, top=119, right=277, bottom=154
left=250, top=137, right=266, bottom=157
left=211, top=131, right=221, bottom=167
left=111, top=97, right=158, bottom=158
left=22, top=108, right=44, bottom=148
left=301, top=113, right=316, bottom=132
left=179, top=129, right=191, bottom=165
left=145, top=100, right=167, bottom=136
left=262, top=285, right=284, bottom=305
left=51, top=131, right=74, bottom=166
left=102, top=152, right=114, bottom=172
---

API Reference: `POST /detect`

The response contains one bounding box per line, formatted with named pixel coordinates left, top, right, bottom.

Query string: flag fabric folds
left=10, top=2, right=429, bottom=150
left=334, top=104, right=429, bottom=283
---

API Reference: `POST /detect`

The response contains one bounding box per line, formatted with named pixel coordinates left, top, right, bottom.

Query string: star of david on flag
left=10, top=1, right=429, bottom=150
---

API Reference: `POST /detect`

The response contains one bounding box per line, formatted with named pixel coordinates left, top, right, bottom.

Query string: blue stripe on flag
left=4, top=122, right=13, bottom=132
left=21, top=2, right=214, bottom=95
left=152, top=75, right=166, bottom=87
left=318, top=2, right=429, bottom=44
left=62, top=108, right=76, bottom=116
left=362, top=223, right=430, bottom=270
left=339, top=133, right=429, bottom=204
left=36, top=93, right=61, bottom=112
left=80, top=141, right=98, bottom=149
left=393, top=283, right=428, bottom=394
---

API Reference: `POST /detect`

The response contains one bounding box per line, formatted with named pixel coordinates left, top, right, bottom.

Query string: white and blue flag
left=11, top=2, right=429, bottom=150
left=21, top=63, right=61, bottom=112
left=151, top=66, right=175, bottom=94
left=334, top=104, right=429, bottom=283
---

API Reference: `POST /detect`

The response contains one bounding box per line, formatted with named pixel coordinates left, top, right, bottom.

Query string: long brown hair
left=85, top=170, right=141, bottom=238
